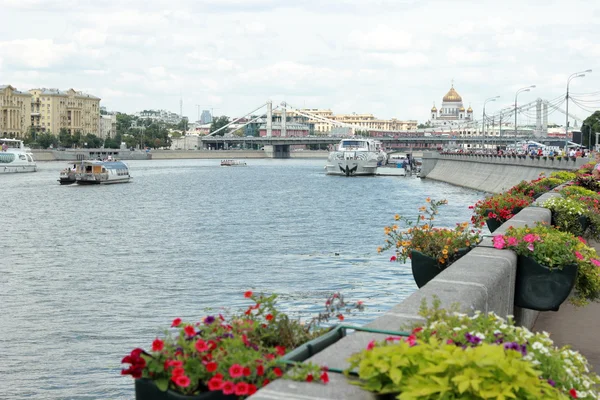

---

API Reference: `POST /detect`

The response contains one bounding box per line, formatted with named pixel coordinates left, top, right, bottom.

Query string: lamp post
left=482, top=96, right=499, bottom=149
left=514, top=85, right=536, bottom=148
left=565, top=69, right=592, bottom=153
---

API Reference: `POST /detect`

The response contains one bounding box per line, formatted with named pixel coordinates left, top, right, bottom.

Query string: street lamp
left=514, top=85, right=536, bottom=147
left=565, top=69, right=592, bottom=152
left=482, top=96, right=500, bottom=149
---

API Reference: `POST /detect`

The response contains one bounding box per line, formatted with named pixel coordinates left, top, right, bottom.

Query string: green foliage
left=550, top=171, right=577, bottom=182
left=560, top=185, right=600, bottom=201
left=210, top=116, right=231, bottom=136
left=380, top=199, right=481, bottom=268
left=36, top=132, right=58, bottom=149
left=347, top=338, right=566, bottom=399
left=583, top=111, right=600, bottom=149
left=541, top=196, right=588, bottom=236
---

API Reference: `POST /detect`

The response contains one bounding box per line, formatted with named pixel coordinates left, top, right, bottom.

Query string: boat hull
left=325, top=160, right=379, bottom=176
left=0, top=165, right=37, bottom=173
left=76, top=177, right=131, bottom=185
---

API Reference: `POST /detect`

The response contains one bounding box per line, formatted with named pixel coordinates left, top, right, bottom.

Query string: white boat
left=221, top=159, right=247, bottom=167
left=325, top=138, right=387, bottom=176
left=75, top=160, right=131, bottom=184
left=0, top=138, right=37, bottom=173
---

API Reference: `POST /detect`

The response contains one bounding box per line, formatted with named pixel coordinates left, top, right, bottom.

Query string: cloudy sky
left=1, top=0, right=599, bottom=125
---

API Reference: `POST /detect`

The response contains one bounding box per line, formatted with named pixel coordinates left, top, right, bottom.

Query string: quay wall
left=251, top=198, right=556, bottom=400
left=421, top=152, right=589, bottom=193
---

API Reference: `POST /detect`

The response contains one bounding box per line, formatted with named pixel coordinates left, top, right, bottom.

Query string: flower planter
left=550, top=213, right=590, bottom=234
left=484, top=207, right=523, bottom=233
left=135, top=379, right=236, bottom=400
left=515, top=255, right=578, bottom=311
left=282, top=325, right=346, bottom=362
left=410, top=249, right=470, bottom=288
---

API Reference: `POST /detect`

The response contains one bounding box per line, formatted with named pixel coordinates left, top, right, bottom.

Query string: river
left=0, top=159, right=484, bottom=399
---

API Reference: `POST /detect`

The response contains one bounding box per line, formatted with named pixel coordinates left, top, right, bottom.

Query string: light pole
left=514, top=85, right=536, bottom=148
left=482, top=96, right=499, bottom=149
left=565, top=69, right=592, bottom=152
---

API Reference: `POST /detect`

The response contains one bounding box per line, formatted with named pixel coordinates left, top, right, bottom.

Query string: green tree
left=104, top=137, right=120, bottom=149
left=418, top=121, right=432, bottom=129
left=59, top=128, right=73, bottom=148
left=210, top=116, right=230, bottom=136
left=582, top=111, right=600, bottom=150
left=37, top=132, right=58, bottom=149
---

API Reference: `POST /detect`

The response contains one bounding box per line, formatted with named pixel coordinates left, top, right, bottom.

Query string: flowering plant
left=345, top=298, right=600, bottom=399
left=540, top=196, right=589, bottom=236
left=121, top=292, right=363, bottom=398
left=492, top=224, right=600, bottom=306
left=508, top=177, right=564, bottom=198
left=379, top=198, right=481, bottom=268
left=470, top=192, right=533, bottom=226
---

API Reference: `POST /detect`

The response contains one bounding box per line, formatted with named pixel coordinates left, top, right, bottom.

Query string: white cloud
left=0, top=39, right=76, bottom=68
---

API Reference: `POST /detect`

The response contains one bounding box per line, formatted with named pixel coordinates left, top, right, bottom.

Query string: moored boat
left=0, top=138, right=37, bottom=173
left=325, top=138, right=387, bottom=176
left=75, top=160, right=131, bottom=184
left=221, top=159, right=247, bottom=166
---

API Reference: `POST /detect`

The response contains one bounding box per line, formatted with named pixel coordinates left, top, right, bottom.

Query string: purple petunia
left=464, top=332, right=481, bottom=345
left=204, top=316, right=216, bottom=325
left=547, top=379, right=556, bottom=387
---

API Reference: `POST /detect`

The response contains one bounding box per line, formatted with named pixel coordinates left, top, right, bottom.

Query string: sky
left=1, top=0, right=600, bottom=125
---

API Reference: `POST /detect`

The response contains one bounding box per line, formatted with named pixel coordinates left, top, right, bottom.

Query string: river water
left=0, top=159, right=484, bottom=399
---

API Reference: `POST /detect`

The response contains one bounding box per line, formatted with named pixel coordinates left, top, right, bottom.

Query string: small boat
left=75, top=160, right=131, bottom=184
left=221, top=159, right=247, bottom=167
left=58, top=163, right=81, bottom=185
left=325, top=138, right=387, bottom=176
left=0, top=138, right=37, bottom=174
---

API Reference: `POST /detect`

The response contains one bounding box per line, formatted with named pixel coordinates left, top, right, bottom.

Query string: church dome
left=431, top=105, right=437, bottom=112
left=443, top=86, right=462, bottom=102
left=467, top=106, right=473, bottom=113
left=459, top=106, right=465, bottom=111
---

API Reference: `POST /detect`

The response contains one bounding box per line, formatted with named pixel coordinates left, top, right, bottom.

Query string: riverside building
left=0, top=85, right=32, bottom=138
left=430, top=84, right=473, bottom=127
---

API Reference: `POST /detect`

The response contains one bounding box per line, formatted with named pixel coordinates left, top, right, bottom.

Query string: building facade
left=200, top=110, right=212, bottom=124
left=430, top=84, right=473, bottom=127
left=29, top=88, right=101, bottom=136
left=99, top=114, right=117, bottom=139
left=0, top=85, right=32, bottom=138
left=135, top=109, right=183, bottom=125
left=258, top=123, right=310, bottom=137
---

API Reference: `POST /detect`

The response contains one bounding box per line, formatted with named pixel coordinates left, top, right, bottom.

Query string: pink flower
left=171, top=318, right=182, bottom=327
left=174, top=375, right=190, bottom=387
left=492, top=235, right=506, bottom=249
left=591, top=259, right=600, bottom=267
left=222, top=381, right=235, bottom=395
left=523, top=233, right=539, bottom=243
left=507, top=237, right=518, bottom=246
left=184, top=326, right=195, bottom=336
left=229, top=364, right=243, bottom=378
left=195, top=339, right=208, bottom=352
left=235, top=382, right=249, bottom=396
left=575, top=251, right=584, bottom=260
left=527, top=243, right=535, bottom=252
left=578, top=236, right=587, bottom=244
left=366, top=340, right=376, bottom=350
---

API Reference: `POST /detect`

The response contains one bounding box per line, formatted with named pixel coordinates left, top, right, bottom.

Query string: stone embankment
left=421, top=152, right=589, bottom=193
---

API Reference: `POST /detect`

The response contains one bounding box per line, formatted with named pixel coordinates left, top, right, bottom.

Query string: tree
left=418, top=121, right=432, bottom=129
left=582, top=111, right=600, bottom=150
left=210, top=116, right=230, bottom=136
left=104, top=137, right=120, bottom=149
left=59, top=128, right=73, bottom=148
left=37, top=132, right=58, bottom=149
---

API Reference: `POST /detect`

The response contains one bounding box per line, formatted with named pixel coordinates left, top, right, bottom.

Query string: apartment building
left=29, top=88, right=101, bottom=136
left=0, top=85, right=32, bottom=138
left=99, top=114, right=117, bottom=139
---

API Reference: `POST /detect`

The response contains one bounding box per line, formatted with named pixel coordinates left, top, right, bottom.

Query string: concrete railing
left=421, top=152, right=589, bottom=194
left=250, top=199, right=556, bottom=400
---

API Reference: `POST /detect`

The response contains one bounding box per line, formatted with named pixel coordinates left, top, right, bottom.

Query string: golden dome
left=431, top=105, right=437, bottom=112
left=459, top=106, right=465, bottom=111
left=467, top=106, right=473, bottom=112
left=443, top=85, right=462, bottom=102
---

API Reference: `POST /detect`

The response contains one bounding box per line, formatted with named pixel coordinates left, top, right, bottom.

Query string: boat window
left=0, top=153, right=16, bottom=163
left=341, top=140, right=366, bottom=148
left=27, top=154, right=34, bottom=162
left=19, top=154, right=26, bottom=160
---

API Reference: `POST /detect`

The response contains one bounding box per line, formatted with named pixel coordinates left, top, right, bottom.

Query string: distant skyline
left=1, top=0, right=599, bottom=125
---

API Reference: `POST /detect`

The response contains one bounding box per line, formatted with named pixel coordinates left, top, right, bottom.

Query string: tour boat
left=75, top=160, right=131, bottom=184
left=220, top=159, right=247, bottom=167
left=0, top=138, right=37, bottom=174
left=325, top=138, right=387, bottom=176
left=58, top=163, right=82, bottom=185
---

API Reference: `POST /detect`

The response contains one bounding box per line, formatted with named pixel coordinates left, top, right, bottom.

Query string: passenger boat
left=220, top=159, right=247, bottom=167
left=0, top=138, right=37, bottom=174
left=325, top=138, right=387, bottom=176
left=75, top=160, right=131, bottom=184
left=58, top=163, right=82, bottom=185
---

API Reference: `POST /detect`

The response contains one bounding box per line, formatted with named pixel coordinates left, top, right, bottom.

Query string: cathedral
left=431, top=84, right=473, bottom=127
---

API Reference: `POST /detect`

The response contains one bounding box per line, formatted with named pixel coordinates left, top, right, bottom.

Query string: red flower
left=171, top=318, right=182, bottom=327
left=306, top=374, right=314, bottom=382
left=256, top=365, right=264, bottom=376
left=184, top=326, right=195, bottom=336
left=275, top=346, right=286, bottom=356
left=320, top=371, right=329, bottom=384
left=195, top=339, right=208, bottom=352
left=235, top=382, right=249, bottom=396
left=262, top=378, right=270, bottom=387
left=207, top=340, right=217, bottom=351
left=174, top=375, right=190, bottom=387
left=243, top=367, right=252, bottom=377
left=412, top=327, right=423, bottom=334
left=337, top=314, right=344, bottom=321
left=244, top=290, right=253, bottom=298
left=151, top=338, right=164, bottom=352
left=248, top=384, right=258, bottom=395
left=273, top=367, right=283, bottom=377
left=222, top=381, right=235, bottom=395
left=266, top=314, right=274, bottom=321
left=207, top=377, right=223, bottom=391
left=206, top=362, right=218, bottom=373
left=390, top=255, right=397, bottom=262
left=171, top=367, right=185, bottom=377
left=213, top=373, right=223, bottom=380
left=570, top=388, right=578, bottom=398
left=229, top=364, right=243, bottom=378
